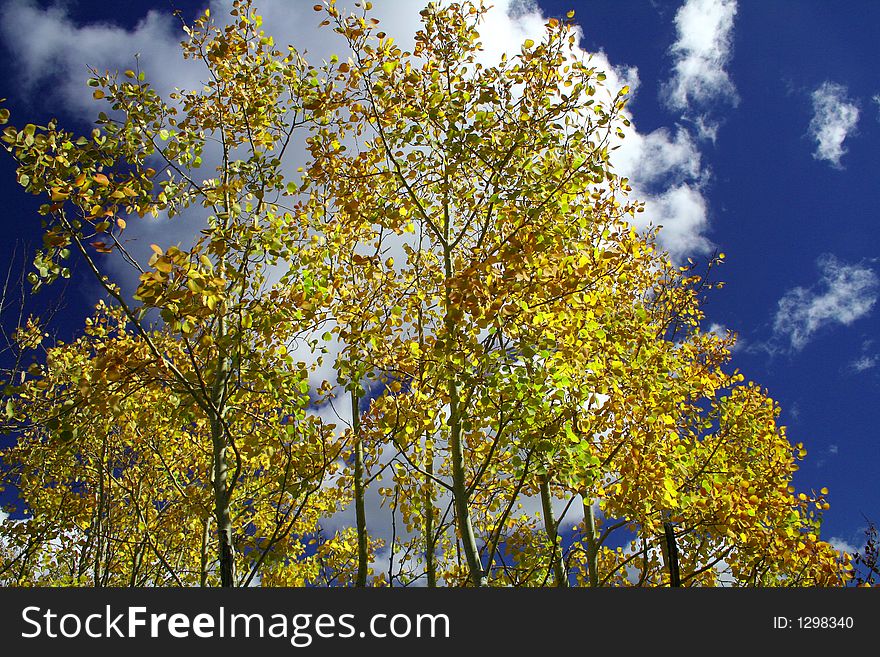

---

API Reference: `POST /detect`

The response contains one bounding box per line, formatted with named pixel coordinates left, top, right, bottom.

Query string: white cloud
left=0, top=1, right=204, bottom=117
left=772, top=255, right=878, bottom=351
left=693, top=114, right=720, bottom=143
left=636, top=184, right=712, bottom=259
left=809, top=82, right=860, bottom=168
left=828, top=537, right=858, bottom=557
left=661, top=0, right=739, bottom=115
left=849, top=340, right=877, bottom=373
left=614, top=125, right=713, bottom=261
left=873, top=94, right=880, bottom=122
left=615, top=126, right=702, bottom=186
left=850, top=354, right=878, bottom=373
left=815, top=442, right=841, bottom=468
left=706, top=322, right=742, bottom=351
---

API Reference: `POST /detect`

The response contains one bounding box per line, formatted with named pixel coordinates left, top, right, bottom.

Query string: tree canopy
left=0, top=0, right=850, bottom=587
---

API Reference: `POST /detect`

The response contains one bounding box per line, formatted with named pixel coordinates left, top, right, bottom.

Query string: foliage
left=0, top=0, right=850, bottom=587
left=852, top=520, right=879, bottom=587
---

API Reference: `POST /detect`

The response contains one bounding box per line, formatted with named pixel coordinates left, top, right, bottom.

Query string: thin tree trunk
left=424, top=433, right=437, bottom=587
left=210, top=118, right=238, bottom=589
left=211, top=408, right=235, bottom=587
left=441, top=241, right=482, bottom=587
left=540, top=479, right=568, bottom=587
left=582, top=495, right=599, bottom=587
left=200, top=517, right=210, bottom=587
left=416, top=303, right=437, bottom=588
left=94, top=436, right=107, bottom=587
left=352, top=387, right=369, bottom=587
left=662, top=521, right=681, bottom=587
left=210, top=304, right=235, bottom=587
left=448, top=381, right=482, bottom=587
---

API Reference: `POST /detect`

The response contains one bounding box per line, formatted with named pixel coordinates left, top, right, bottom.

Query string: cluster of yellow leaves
left=1, top=303, right=349, bottom=586
left=0, top=0, right=851, bottom=587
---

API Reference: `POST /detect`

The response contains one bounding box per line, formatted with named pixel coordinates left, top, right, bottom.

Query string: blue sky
left=0, top=0, right=878, bottom=558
